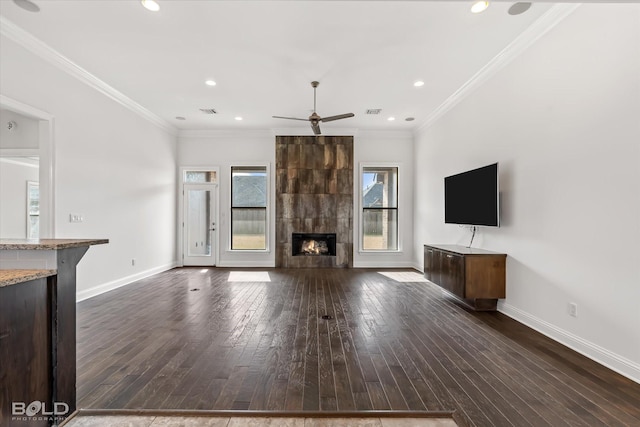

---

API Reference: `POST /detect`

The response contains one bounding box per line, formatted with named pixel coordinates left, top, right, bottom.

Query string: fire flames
left=301, top=239, right=329, bottom=255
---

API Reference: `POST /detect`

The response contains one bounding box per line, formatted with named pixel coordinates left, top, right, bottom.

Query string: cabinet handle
left=446, top=254, right=453, bottom=258
left=427, top=250, right=433, bottom=253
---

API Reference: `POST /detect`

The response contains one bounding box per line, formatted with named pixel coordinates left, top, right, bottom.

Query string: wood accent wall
left=275, top=135, right=353, bottom=268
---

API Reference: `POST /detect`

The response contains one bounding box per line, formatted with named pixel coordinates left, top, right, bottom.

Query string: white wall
left=0, top=35, right=178, bottom=299
left=0, top=158, right=38, bottom=237
left=413, top=4, right=640, bottom=382
left=178, top=130, right=276, bottom=267
left=179, top=129, right=415, bottom=268
left=354, top=130, right=415, bottom=268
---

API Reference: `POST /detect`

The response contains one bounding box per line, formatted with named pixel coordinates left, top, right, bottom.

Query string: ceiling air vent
left=366, top=109, right=382, bottom=115
left=199, top=108, right=217, bottom=115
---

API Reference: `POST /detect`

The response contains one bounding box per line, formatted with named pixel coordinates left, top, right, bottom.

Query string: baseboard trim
left=353, top=261, right=416, bottom=269
left=217, top=261, right=275, bottom=268
left=76, top=261, right=178, bottom=302
left=499, top=302, right=640, bottom=384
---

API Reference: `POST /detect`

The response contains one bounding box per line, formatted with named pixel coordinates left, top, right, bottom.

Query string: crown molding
left=178, top=129, right=275, bottom=139
left=271, top=127, right=360, bottom=137
left=0, top=17, right=177, bottom=136
left=178, top=127, right=373, bottom=139
left=415, top=3, right=581, bottom=135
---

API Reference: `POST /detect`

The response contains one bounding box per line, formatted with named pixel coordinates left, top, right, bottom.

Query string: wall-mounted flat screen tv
left=444, top=163, right=499, bottom=227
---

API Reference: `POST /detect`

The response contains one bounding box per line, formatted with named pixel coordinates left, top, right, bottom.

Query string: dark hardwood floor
left=76, top=268, right=640, bottom=427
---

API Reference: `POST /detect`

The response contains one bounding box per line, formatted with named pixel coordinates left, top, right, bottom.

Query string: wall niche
left=275, top=135, right=353, bottom=268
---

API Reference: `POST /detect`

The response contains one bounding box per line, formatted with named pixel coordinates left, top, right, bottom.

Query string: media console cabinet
left=424, top=244, right=506, bottom=311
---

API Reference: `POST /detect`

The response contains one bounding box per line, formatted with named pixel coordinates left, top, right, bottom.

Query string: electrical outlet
left=568, top=302, right=578, bottom=317
left=69, top=213, right=83, bottom=223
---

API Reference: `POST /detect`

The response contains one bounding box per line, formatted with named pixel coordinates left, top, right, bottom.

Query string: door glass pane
left=363, top=209, right=398, bottom=251
left=187, top=189, right=211, bottom=256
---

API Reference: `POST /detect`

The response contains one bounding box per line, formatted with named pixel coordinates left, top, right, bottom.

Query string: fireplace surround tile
left=275, top=136, right=353, bottom=268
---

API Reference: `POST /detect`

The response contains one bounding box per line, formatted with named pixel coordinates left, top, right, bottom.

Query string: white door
left=183, top=184, right=216, bottom=266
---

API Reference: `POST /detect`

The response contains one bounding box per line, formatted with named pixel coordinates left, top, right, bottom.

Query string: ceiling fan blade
left=272, top=115, right=309, bottom=121
left=311, top=122, right=322, bottom=135
left=321, top=113, right=355, bottom=123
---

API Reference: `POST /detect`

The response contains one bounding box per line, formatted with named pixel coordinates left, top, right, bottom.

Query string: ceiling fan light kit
left=273, top=81, right=354, bottom=135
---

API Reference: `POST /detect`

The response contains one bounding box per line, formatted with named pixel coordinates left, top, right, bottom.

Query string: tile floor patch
left=305, top=418, right=382, bottom=427
left=380, top=418, right=459, bottom=427
left=150, top=416, right=231, bottom=426
left=63, top=416, right=457, bottom=427
left=227, top=417, right=305, bottom=427
left=64, top=415, right=156, bottom=427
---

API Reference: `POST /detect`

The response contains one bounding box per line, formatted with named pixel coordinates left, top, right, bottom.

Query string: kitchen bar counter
left=0, top=269, right=56, bottom=287
left=0, top=238, right=108, bottom=250
left=0, top=238, right=107, bottom=426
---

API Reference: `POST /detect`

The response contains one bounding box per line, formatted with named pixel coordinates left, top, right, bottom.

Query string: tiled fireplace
left=275, top=135, right=353, bottom=268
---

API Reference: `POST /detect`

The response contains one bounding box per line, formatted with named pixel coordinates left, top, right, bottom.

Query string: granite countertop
left=0, top=238, right=109, bottom=250
left=0, top=269, right=57, bottom=287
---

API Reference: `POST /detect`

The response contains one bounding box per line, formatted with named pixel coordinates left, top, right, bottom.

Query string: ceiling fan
left=272, top=81, right=354, bottom=135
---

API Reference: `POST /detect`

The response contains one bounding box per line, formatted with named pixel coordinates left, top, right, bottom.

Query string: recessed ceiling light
left=141, top=0, right=160, bottom=12
left=175, top=116, right=186, bottom=121
left=414, top=81, right=425, bottom=87
left=235, top=117, right=243, bottom=121
left=471, top=1, right=489, bottom=14
left=13, top=0, right=40, bottom=12
left=388, top=117, right=396, bottom=121
left=205, top=80, right=217, bottom=87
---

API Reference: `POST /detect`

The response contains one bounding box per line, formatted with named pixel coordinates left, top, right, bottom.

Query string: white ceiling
left=1, top=1, right=569, bottom=133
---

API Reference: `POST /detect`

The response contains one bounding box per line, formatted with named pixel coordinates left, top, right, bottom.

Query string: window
left=362, top=166, right=398, bottom=251
left=184, top=170, right=217, bottom=183
left=231, top=166, right=267, bottom=250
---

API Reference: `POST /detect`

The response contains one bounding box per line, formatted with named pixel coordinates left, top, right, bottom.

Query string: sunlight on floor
left=377, top=271, right=429, bottom=283
left=227, top=271, right=271, bottom=282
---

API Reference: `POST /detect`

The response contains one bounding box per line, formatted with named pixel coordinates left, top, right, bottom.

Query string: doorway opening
left=180, top=168, right=219, bottom=266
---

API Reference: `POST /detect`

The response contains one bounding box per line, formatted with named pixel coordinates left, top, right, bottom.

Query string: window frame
left=229, top=164, right=270, bottom=252
left=359, top=163, right=400, bottom=253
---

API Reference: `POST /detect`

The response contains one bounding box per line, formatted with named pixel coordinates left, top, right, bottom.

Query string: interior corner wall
left=0, top=35, right=178, bottom=299
left=413, top=4, right=640, bottom=382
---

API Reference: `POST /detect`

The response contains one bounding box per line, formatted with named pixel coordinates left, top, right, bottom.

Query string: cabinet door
left=424, top=247, right=436, bottom=281
left=441, top=252, right=465, bottom=297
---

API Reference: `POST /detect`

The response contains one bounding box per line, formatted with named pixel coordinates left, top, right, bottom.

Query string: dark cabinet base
left=424, top=244, right=506, bottom=311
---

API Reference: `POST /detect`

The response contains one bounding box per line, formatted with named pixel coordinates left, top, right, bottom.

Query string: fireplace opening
left=292, top=233, right=336, bottom=256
